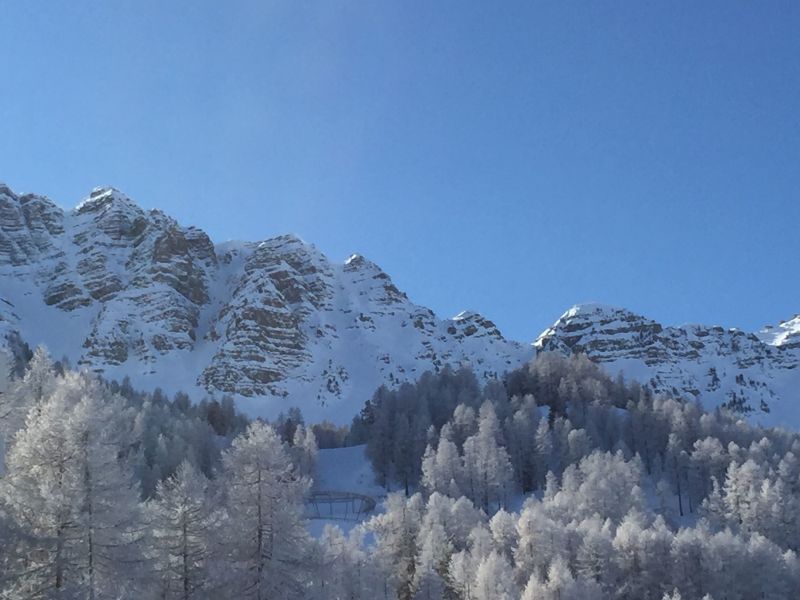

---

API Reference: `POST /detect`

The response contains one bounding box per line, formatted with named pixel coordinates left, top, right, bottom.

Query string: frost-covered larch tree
left=0, top=345, right=57, bottom=445
left=220, top=421, right=311, bottom=600
left=1, top=377, right=144, bottom=599
left=421, top=426, right=464, bottom=498
left=462, top=402, right=513, bottom=511
left=472, top=551, right=517, bottom=600
left=367, top=492, right=425, bottom=600
left=146, top=460, right=220, bottom=599
left=290, top=424, right=318, bottom=480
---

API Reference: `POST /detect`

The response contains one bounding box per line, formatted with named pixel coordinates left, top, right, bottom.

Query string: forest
left=0, top=348, right=799, bottom=599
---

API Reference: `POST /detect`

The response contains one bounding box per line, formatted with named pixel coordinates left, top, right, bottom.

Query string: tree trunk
left=256, top=467, right=264, bottom=600
left=183, top=514, right=189, bottom=600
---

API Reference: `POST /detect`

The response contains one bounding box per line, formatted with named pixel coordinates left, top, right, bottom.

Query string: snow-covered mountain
left=2, top=183, right=799, bottom=427
left=0, top=183, right=529, bottom=422
left=535, top=303, right=800, bottom=427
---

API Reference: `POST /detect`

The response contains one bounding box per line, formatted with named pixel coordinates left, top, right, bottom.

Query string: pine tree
left=504, top=394, right=540, bottom=491
left=66, top=393, right=145, bottom=598
left=462, top=402, right=513, bottom=511
left=367, top=493, right=425, bottom=600
left=472, top=551, right=517, bottom=600
left=421, top=431, right=463, bottom=498
left=0, top=345, right=56, bottom=442
left=489, top=509, right=518, bottom=560
left=366, top=386, right=396, bottom=488
left=290, top=425, right=318, bottom=479
left=0, top=390, right=77, bottom=597
left=221, top=422, right=311, bottom=600
left=147, top=460, right=219, bottom=599
left=534, top=418, right=553, bottom=489
left=412, top=522, right=450, bottom=600
left=1, top=382, right=144, bottom=598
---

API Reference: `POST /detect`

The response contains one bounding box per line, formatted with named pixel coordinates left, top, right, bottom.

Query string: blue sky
left=1, top=1, right=798, bottom=341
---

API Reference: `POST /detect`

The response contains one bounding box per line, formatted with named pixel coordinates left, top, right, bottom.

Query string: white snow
left=312, top=445, right=384, bottom=497
left=306, top=445, right=384, bottom=538
left=757, top=315, right=800, bottom=347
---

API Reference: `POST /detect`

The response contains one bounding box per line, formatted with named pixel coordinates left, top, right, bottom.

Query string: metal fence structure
left=306, top=491, right=377, bottom=522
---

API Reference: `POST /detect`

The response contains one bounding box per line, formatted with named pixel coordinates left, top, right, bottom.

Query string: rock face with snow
left=0, top=183, right=529, bottom=421
left=535, top=304, right=800, bottom=425
left=2, top=182, right=798, bottom=426
left=1, top=185, right=218, bottom=369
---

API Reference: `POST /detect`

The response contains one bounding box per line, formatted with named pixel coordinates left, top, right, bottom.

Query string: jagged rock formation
left=0, top=183, right=528, bottom=421
left=2, top=182, right=798, bottom=425
left=535, top=303, right=800, bottom=425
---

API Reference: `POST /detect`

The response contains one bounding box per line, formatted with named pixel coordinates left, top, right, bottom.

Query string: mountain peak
left=0, top=182, right=16, bottom=198
left=345, top=253, right=364, bottom=266
left=452, top=309, right=481, bottom=321
left=342, top=252, right=387, bottom=275
left=561, top=302, right=639, bottom=319
left=261, top=232, right=305, bottom=246
left=75, top=186, right=141, bottom=215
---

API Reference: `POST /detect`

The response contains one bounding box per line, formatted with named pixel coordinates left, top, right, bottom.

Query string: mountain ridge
left=0, top=183, right=529, bottom=422
left=1, top=183, right=798, bottom=426
left=535, top=302, right=800, bottom=426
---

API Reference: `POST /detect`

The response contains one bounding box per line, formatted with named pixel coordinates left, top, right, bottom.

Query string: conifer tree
left=147, top=460, right=219, bottom=599
left=220, top=422, right=311, bottom=600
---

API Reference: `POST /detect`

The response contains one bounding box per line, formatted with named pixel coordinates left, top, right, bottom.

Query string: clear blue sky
left=1, top=1, right=798, bottom=341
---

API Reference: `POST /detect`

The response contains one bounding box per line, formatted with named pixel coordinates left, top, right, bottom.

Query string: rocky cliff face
left=535, top=303, right=800, bottom=425
left=0, top=183, right=529, bottom=422
left=2, top=183, right=798, bottom=425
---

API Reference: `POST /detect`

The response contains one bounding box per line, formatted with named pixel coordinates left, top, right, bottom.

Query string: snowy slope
left=312, top=445, right=384, bottom=497
left=0, top=183, right=529, bottom=423
left=757, top=314, right=800, bottom=350
left=307, top=444, right=384, bottom=537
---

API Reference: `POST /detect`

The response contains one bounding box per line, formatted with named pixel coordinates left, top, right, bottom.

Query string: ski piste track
left=305, top=491, right=377, bottom=522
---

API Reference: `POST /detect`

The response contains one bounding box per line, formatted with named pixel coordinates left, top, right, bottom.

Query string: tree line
left=2, top=348, right=800, bottom=598
left=352, top=353, right=800, bottom=598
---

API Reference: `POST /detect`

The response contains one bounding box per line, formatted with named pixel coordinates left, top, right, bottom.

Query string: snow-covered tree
left=308, top=525, right=384, bottom=600
left=515, top=500, right=568, bottom=580
left=290, top=425, right=318, bottom=479
left=489, top=509, right=518, bottom=560
left=220, top=422, right=311, bottom=600
left=147, top=460, right=220, bottom=599
left=367, top=492, right=425, bottom=600
left=0, top=345, right=57, bottom=442
left=552, top=451, right=645, bottom=524
left=0, top=349, right=11, bottom=475
left=451, top=404, right=477, bottom=450
left=574, top=515, right=615, bottom=591
left=472, top=551, right=517, bottom=600
left=412, top=521, right=449, bottom=600
left=0, top=380, right=144, bottom=598
left=505, top=395, right=540, bottom=491
left=462, top=402, right=513, bottom=511
left=421, top=432, right=464, bottom=498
